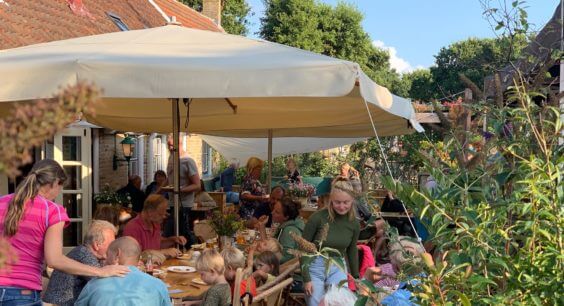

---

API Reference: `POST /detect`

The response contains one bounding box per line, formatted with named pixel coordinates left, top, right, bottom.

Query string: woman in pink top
left=0, top=159, right=129, bottom=305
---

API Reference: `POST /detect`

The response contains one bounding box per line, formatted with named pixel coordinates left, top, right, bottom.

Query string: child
left=252, top=251, right=280, bottom=286
left=193, top=249, right=231, bottom=306
left=255, top=238, right=282, bottom=259
left=221, top=246, right=257, bottom=302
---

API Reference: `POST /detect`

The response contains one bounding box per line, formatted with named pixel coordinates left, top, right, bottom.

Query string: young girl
left=285, top=158, right=302, bottom=184
left=252, top=251, right=280, bottom=286
left=193, top=249, right=231, bottom=306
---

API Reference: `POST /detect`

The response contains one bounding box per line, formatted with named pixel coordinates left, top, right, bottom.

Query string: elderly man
left=75, top=237, right=171, bottom=306
left=123, top=194, right=186, bottom=259
left=43, top=220, right=117, bottom=306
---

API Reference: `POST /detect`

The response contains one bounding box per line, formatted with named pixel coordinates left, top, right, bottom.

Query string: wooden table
left=160, top=258, right=210, bottom=302
left=299, top=207, right=317, bottom=220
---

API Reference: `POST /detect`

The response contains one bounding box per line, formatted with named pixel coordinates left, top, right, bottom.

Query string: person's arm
left=256, top=215, right=269, bottom=240
left=279, top=226, right=299, bottom=264
left=180, top=159, right=201, bottom=194
left=161, top=235, right=187, bottom=248
left=300, top=213, right=320, bottom=283
left=346, top=222, right=360, bottom=279
left=240, top=192, right=267, bottom=202
left=44, top=222, right=130, bottom=277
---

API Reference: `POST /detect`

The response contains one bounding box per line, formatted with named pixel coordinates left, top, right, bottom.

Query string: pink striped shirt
left=0, top=194, right=70, bottom=290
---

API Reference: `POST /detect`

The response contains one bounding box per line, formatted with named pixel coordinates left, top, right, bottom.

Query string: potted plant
left=209, top=211, right=244, bottom=249
left=287, top=182, right=316, bottom=206
left=93, top=184, right=132, bottom=209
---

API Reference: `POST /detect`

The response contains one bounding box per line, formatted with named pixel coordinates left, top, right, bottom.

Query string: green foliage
left=384, top=69, right=563, bottom=304
left=93, top=184, right=132, bottom=207
left=260, top=0, right=405, bottom=93
left=209, top=211, right=244, bottom=236
left=180, top=0, right=251, bottom=35
left=430, top=35, right=527, bottom=97
left=403, top=69, right=437, bottom=101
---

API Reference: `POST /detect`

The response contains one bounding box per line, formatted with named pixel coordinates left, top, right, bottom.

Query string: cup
left=192, top=251, right=201, bottom=260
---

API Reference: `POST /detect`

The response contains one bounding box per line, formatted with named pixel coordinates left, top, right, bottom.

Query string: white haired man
left=43, top=220, right=117, bottom=306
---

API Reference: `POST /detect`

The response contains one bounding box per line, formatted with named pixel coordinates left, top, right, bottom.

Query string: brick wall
left=97, top=131, right=206, bottom=192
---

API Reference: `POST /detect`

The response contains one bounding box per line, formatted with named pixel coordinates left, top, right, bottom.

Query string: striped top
left=0, top=194, right=70, bottom=290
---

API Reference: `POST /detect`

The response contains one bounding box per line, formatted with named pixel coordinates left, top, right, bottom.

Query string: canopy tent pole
left=267, top=129, right=273, bottom=193
left=172, top=98, right=181, bottom=237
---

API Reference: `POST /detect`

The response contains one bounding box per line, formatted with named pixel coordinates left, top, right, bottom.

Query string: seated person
left=195, top=179, right=217, bottom=207
left=75, top=237, right=171, bottom=306
left=44, top=220, right=117, bottom=306
left=374, top=237, right=426, bottom=289
left=117, top=175, right=147, bottom=213
left=123, top=194, right=186, bottom=260
left=251, top=251, right=280, bottom=286
left=284, top=158, right=302, bottom=184
left=221, top=246, right=257, bottom=302
left=220, top=160, right=240, bottom=204
left=189, top=249, right=231, bottom=306
left=145, top=170, right=169, bottom=198
left=246, top=186, right=285, bottom=229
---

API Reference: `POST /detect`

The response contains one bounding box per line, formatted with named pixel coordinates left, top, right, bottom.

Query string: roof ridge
left=160, top=0, right=224, bottom=32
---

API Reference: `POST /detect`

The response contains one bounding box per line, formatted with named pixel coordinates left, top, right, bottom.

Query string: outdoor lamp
left=121, top=135, right=135, bottom=160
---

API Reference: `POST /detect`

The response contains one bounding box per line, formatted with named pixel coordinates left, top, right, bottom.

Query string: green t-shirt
left=201, top=283, right=231, bottom=306
left=301, top=209, right=360, bottom=282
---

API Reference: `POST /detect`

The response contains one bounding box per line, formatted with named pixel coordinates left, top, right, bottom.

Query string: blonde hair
left=4, top=159, right=67, bottom=236
left=84, top=220, right=117, bottom=246
left=245, top=157, right=264, bottom=174
left=328, top=177, right=357, bottom=222
left=196, top=249, right=225, bottom=274
left=143, top=194, right=167, bottom=212
left=258, top=238, right=282, bottom=260
left=221, top=246, right=246, bottom=269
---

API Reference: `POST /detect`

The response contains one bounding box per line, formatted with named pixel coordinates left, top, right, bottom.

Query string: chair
left=257, top=260, right=299, bottom=293
left=233, top=267, right=254, bottom=306
left=252, top=277, right=293, bottom=306
left=193, top=220, right=217, bottom=243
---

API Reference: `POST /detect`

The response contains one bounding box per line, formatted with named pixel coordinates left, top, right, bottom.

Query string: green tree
left=402, top=69, right=436, bottom=101
left=180, top=0, right=251, bottom=35
left=430, top=36, right=527, bottom=97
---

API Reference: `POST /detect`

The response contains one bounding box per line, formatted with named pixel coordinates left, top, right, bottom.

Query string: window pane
left=62, top=136, right=81, bottom=161
left=63, top=166, right=82, bottom=189
left=62, top=193, right=83, bottom=218
left=63, top=222, right=83, bottom=247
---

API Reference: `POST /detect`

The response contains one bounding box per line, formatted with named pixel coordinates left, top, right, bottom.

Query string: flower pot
left=219, top=235, right=232, bottom=250
left=297, top=197, right=308, bottom=207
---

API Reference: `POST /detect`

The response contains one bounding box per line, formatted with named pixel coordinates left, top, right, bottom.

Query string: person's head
left=286, top=158, right=297, bottom=171
left=105, top=236, right=141, bottom=266
left=129, top=175, right=142, bottom=190
left=84, top=220, right=118, bottom=260
left=389, top=237, right=426, bottom=271
left=254, top=251, right=280, bottom=276
left=167, top=133, right=188, bottom=155
left=4, top=159, right=67, bottom=236
left=245, top=157, right=264, bottom=179
left=142, top=194, right=169, bottom=224
left=220, top=246, right=246, bottom=282
left=229, top=159, right=239, bottom=169
left=256, top=238, right=282, bottom=259
left=93, top=205, right=121, bottom=227
left=272, top=197, right=301, bottom=224
left=328, top=178, right=356, bottom=222
left=269, top=186, right=285, bottom=206
left=196, top=249, right=226, bottom=285
left=154, top=170, right=167, bottom=185
left=340, top=163, right=351, bottom=176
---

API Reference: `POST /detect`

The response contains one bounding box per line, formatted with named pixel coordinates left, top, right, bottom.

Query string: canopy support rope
left=362, top=99, right=424, bottom=247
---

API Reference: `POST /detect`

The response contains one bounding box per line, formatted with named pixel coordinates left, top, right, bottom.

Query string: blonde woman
left=301, top=177, right=360, bottom=306
left=0, top=159, right=129, bottom=305
left=239, top=157, right=269, bottom=220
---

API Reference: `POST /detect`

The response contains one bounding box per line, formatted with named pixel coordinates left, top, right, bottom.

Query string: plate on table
left=192, top=278, right=207, bottom=285
left=177, top=253, right=191, bottom=260
left=167, top=266, right=196, bottom=273
left=152, top=269, right=165, bottom=277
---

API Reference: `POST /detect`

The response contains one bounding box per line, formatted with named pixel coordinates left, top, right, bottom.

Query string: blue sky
left=246, top=0, right=560, bottom=73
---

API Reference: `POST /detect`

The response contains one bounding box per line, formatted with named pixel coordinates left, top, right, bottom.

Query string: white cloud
left=372, top=40, right=418, bottom=74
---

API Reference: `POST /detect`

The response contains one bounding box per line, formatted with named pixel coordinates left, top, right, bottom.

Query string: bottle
left=146, top=254, right=154, bottom=276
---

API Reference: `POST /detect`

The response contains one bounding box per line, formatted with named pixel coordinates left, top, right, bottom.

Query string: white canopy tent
left=200, top=135, right=366, bottom=166
left=0, top=25, right=423, bottom=235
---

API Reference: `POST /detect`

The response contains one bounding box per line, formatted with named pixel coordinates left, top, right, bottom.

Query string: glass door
left=54, top=128, right=92, bottom=252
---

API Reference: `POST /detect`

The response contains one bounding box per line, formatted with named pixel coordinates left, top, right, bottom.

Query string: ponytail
left=3, top=159, right=66, bottom=236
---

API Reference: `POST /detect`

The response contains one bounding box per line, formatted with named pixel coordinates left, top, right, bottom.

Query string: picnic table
left=160, top=258, right=210, bottom=302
